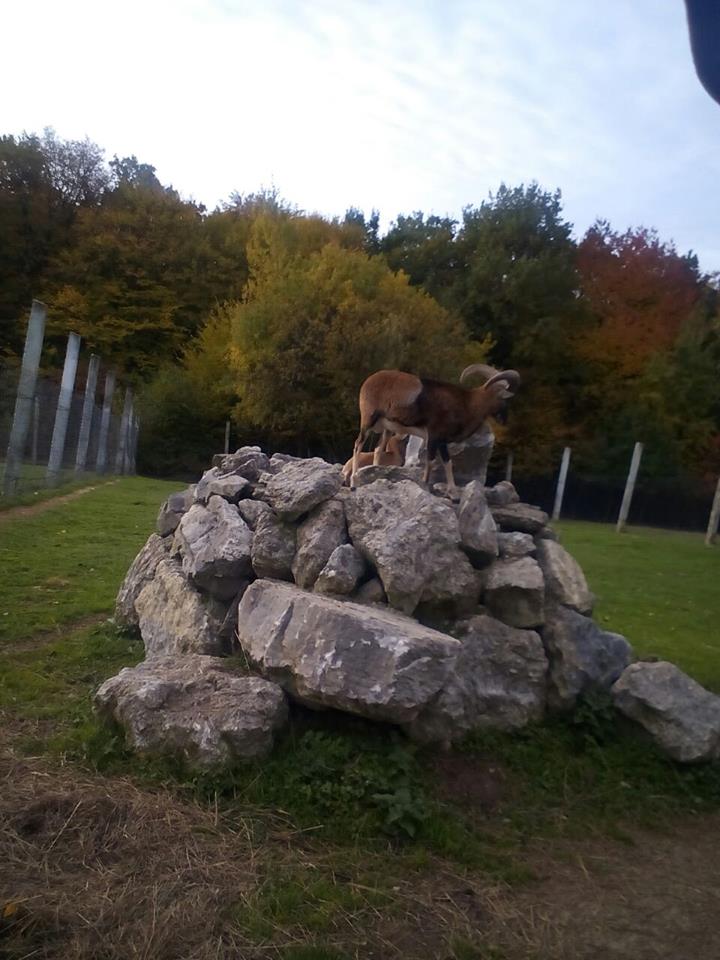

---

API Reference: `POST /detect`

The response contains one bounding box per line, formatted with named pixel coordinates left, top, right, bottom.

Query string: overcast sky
left=3, top=0, right=719, bottom=271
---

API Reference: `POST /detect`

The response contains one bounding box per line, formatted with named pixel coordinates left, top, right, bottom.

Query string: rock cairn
left=97, top=446, right=720, bottom=768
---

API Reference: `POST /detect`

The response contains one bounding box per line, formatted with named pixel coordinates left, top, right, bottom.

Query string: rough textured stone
left=543, top=605, right=633, bottom=710
left=345, top=480, right=480, bottom=616
left=292, top=498, right=347, bottom=589
left=259, top=457, right=342, bottom=521
left=237, top=499, right=272, bottom=529
left=490, top=502, right=548, bottom=534
left=448, top=423, right=495, bottom=487
left=484, top=557, right=545, bottom=628
left=485, top=481, right=520, bottom=506
left=195, top=468, right=251, bottom=504
left=135, top=559, right=225, bottom=657
left=351, top=464, right=424, bottom=488
left=408, top=614, right=547, bottom=742
left=354, top=577, right=387, bottom=604
left=156, top=487, right=194, bottom=537
left=251, top=510, right=296, bottom=581
left=237, top=580, right=460, bottom=725
left=174, top=497, right=253, bottom=599
left=498, top=532, right=536, bottom=559
left=267, top=452, right=303, bottom=474
left=612, top=661, right=720, bottom=763
left=314, top=544, right=366, bottom=596
left=115, top=534, right=170, bottom=627
left=457, top=480, right=498, bottom=566
left=95, top=655, right=287, bottom=767
left=212, top=446, right=270, bottom=481
left=535, top=539, right=593, bottom=614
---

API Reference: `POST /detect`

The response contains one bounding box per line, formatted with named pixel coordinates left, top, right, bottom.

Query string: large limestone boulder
left=115, top=533, right=170, bottom=627
left=535, top=539, right=593, bottom=614
left=542, top=605, right=633, bottom=711
left=250, top=510, right=296, bottom=581
left=345, top=479, right=480, bottom=616
left=173, top=497, right=253, bottom=599
left=314, top=544, right=366, bottom=596
left=498, top=532, right=536, bottom=559
left=457, top=481, right=498, bottom=566
left=95, top=655, right=287, bottom=767
left=484, top=557, right=545, bottom=628
left=260, top=457, right=342, bottom=521
left=612, top=661, right=720, bottom=763
left=484, top=481, right=520, bottom=506
left=292, top=498, right=347, bottom=589
left=408, top=614, right=547, bottom=742
left=236, top=579, right=460, bottom=726
left=135, top=559, right=225, bottom=657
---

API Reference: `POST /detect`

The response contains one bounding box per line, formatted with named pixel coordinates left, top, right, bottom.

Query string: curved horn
left=483, top=369, right=521, bottom=395
left=459, top=363, right=499, bottom=385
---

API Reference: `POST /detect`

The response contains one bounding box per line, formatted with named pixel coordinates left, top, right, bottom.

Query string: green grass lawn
left=2, top=479, right=720, bottom=960
left=0, top=462, right=122, bottom=511
left=558, top=521, right=720, bottom=690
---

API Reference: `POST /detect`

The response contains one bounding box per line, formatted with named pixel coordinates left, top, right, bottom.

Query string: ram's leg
left=438, top=441, right=460, bottom=502
left=423, top=437, right=438, bottom=487
left=372, top=429, right=392, bottom=465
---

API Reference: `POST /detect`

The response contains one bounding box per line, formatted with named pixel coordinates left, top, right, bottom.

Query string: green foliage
left=229, top=216, right=476, bottom=456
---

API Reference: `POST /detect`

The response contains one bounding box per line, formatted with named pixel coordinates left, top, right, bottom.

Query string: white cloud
left=2, top=0, right=718, bottom=269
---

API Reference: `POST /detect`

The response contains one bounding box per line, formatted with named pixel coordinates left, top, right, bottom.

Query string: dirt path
left=2, top=748, right=719, bottom=960
left=0, top=481, right=117, bottom=524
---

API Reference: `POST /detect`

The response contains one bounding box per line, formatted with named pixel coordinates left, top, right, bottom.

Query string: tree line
left=1, top=129, right=718, bottom=487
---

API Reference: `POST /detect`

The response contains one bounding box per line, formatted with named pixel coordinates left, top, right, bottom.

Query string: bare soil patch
left=0, top=481, right=117, bottom=524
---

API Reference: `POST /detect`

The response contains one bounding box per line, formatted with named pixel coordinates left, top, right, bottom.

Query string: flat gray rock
left=612, top=661, right=720, bottom=763
left=314, top=544, right=366, bottom=596
left=173, top=497, right=253, bottom=599
left=535, top=539, right=593, bottom=614
left=195, top=468, right=251, bottom=504
left=156, top=487, right=194, bottom=537
left=484, top=557, right=545, bottom=628
left=457, top=480, right=498, bottom=566
left=115, top=533, right=170, bottom=628
left=212, top=446, right=270, bottom=481
left=351, top=464, right=424, bottom=488
left=237, top=499, right=272, bottom=529
left=95, top=655, right=287, bottom=767
left=135, top=559, right=225, bottom=657
left=490, top=502, right=548, bottom=534
left=345, top=479, right=480, bottom=616
left=485, top=481, right=520, bottom=506
left=251, top=510, right=296, bottom=581
left=260, top=457, right=342, bottom=521
left=354, top=576, right=387, bottom=605
left=408, top=614, right=547, bottom=742
left=543, top=605, right=633, bottom=710
left=237, top=580, right=460, bottom=726
left=498, top=532, right=536, bottom=559
left=292, top=498, right=347, bottom=589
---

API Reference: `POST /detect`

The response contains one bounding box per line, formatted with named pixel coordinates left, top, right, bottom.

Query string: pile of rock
left=97, top=446, right=720, bottom=769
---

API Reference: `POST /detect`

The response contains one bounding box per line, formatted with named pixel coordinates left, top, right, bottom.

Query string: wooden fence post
left=74, top=354, right=100, bottom=474
left=552, top=446, right=572, bottom=521
left=224, top=419, right=231, bottom=455
left=2, top=300, right=47, bottom=495
left=616, top=441, right=643, bottom=533
left=46, top=332, right=81, bottom=487
left=705, top=477, right=720, bottom=546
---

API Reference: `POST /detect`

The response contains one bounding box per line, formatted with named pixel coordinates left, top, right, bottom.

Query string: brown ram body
left=350, top=363, right=519, bottom=499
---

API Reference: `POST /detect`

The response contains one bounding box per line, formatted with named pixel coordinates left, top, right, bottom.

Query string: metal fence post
left=131, top=415, right=140, bottom=474
left=31, top=396, right=40, bottom=466
left=2, top=300, right=47, bottom=495
left=121, top=396, right=135, bottom=475
left=705, top=477, right=720, bottom=546
left=505, top=450, right=514, bottom=482
left=552, top=447, right=572, bottom=521
left=224, top=419, right=230, bottom=455
left=95, top=371, right=116, bottom=474
left=616, top=441, right=643, bottom=533
left=115, top=388, right=133, bottom=474
left=46, top=332, right=82, bottom=487
left=74, top=354, right=100, bottom=474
